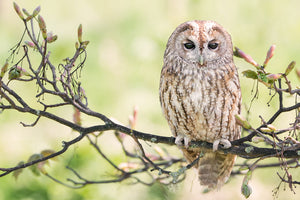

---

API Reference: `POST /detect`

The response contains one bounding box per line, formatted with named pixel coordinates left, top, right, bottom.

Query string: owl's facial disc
left=171, top=20, right=232, bottom=67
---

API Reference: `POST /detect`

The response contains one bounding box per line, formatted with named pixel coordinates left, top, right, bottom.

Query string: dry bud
left=153, top=146, right=167, bottom=159
left=32, top=6, right=41, bottom=17
left=118, top=162, right=139, bottom=172
left=81, top=41, right=89, bottom=48
left=145, top=153, right=160, bottom=161
left=252, top=136, right=264, bottom=143
left=263, top=45, right=276, bottom=66
left=25, top=41, right=35, bottom=48
left=73, top=108, right=81, bottom=126
left=47, top=34, right=58, bottom=43
left=16, top=66, right=30, bottom=76
left=235, top=114, right=251, bottom=129
left=266, top=73, right=282, bottom=81
left=75, top=42, right=79, bottom=50
left=78, top=24, right=83, bottom=43
left=13, top=2, right=24, bottom=20
left=38, top=15, right=47, bottom=39
left=25, top=15, right=33, bottom=22
left=296, top=68, right=300, bottom=79
left=267, top=124, right=276, bottom=131
left=1, top=62, right=9, bottom=78
left=285, top=61, right=296, bottom=75
left=22, top=8, right=30, bottom=16
left=234, top=47, right=259, bottom=68
left=79, top=85, right=86, bottom=98
left=260, top=127, right=274, bottom=133
left=129, top=106, right=139, bottom=129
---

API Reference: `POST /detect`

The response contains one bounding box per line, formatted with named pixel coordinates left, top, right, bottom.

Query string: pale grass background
left=0, top=0, right=300, bottom=199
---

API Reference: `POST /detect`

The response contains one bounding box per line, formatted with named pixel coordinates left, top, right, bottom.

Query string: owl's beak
left=199, top=55, right=204, bottom=65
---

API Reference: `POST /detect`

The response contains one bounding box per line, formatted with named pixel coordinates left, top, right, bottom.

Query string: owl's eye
left=184, top=42, right=195, bottom=50
left=208, top=42, right=219, bottom=50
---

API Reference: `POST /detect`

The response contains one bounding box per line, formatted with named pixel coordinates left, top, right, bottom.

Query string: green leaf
left=239, top=166, right=249, bottom=171
left=257, top=71, right=268, bottom=82
left=8, top=66, right=21, bottom=80
left=28, top=154, right=43, bottom=176
left=241, top=183, right=252, bottom=198
left=9, top=66, right=31, bottom=79
left=241, top=171, right=252, bottom=198
left=242, top=70, right=258, bottom=80
left=41, top=149, right=58, bottom=161
left=13, top=161, right=25, bottom=180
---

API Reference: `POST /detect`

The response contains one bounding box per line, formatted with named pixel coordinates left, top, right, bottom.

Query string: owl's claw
left=213, top=139, right=232, bottom=152
left=175, top=135, right=191, bottom=148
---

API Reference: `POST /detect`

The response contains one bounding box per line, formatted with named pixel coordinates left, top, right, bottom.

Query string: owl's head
left=165, top=20, right=233, bottom=68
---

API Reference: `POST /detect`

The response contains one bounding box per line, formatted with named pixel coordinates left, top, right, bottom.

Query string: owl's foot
left=213, top=139, right=232, bottom=152
left=175, top=135, right=191, bottom=148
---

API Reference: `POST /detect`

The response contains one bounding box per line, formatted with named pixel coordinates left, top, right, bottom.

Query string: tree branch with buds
left=1, top=2, right=300, bottom=199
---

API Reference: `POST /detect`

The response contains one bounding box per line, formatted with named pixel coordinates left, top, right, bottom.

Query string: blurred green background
left=0, top=0, right=300, bottom=199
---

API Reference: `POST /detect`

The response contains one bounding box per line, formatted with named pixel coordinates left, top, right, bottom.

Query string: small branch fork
left=0, top=3, right=300, bottom=195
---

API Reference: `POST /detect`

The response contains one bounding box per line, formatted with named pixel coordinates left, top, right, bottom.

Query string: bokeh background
left=0, top=0, right=300, bottom=199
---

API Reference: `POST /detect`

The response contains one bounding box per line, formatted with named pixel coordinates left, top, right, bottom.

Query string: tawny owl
left=159, top=20, right=241, bottom=189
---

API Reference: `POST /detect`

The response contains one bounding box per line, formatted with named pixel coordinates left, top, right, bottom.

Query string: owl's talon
left=213, top=139, right=232, bottom=151
left=175, top=135, right=190, bottom=148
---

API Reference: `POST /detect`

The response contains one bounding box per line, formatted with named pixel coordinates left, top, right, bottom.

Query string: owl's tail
left=182, top=149, right=236, bottom=189
left=198, top=151, right=236, bottom=189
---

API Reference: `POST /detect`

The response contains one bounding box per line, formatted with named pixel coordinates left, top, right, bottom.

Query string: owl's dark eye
left=208, top=42, right=219, bottom=50
left=184, top=42, right=195, bottom=50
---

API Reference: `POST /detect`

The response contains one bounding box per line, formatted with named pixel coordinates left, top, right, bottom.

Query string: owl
left=159, top=20, right=241, bottom=189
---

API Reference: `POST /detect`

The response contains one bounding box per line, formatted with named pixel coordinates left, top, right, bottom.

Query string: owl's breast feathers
left=159, top=62, right=241, bottom=143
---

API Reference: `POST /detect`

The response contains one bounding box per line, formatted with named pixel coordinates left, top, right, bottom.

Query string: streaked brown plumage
left=159, top=20, right=241, bottom=189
